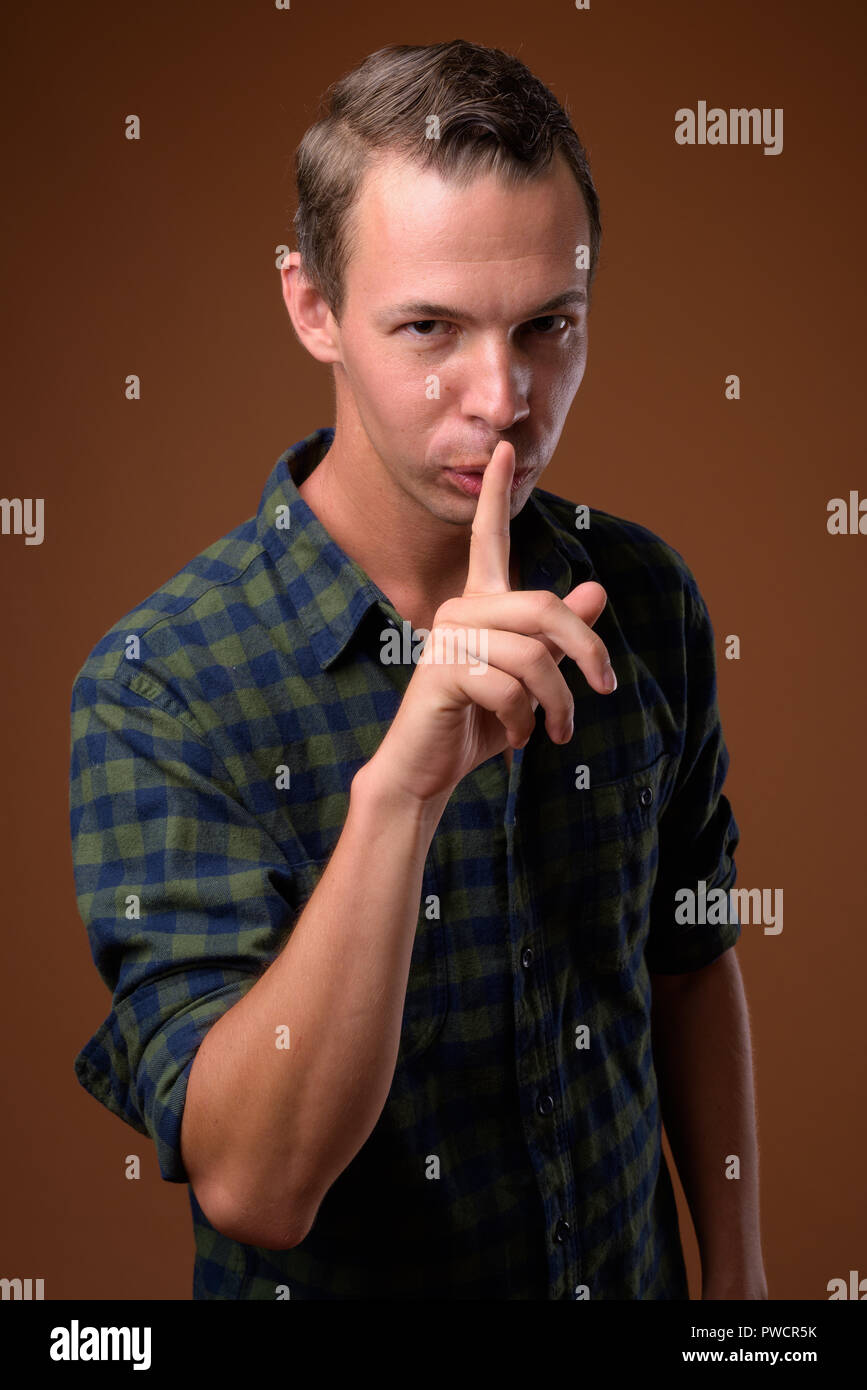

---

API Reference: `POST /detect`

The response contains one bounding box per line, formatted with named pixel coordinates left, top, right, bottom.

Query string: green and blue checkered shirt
left=69, top=425, right=741, bottom=1299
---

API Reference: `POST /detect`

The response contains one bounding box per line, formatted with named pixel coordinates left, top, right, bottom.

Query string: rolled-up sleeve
left=645, top=576, right=741, bottom=974
left=69, top=668, right=298, bottom=1182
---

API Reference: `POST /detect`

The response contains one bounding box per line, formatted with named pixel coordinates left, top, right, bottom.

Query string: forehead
left=345, top=150, right=590, bottom=296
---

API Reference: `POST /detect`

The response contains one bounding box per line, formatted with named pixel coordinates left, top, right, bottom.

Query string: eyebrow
left=375, top=288, right=587, bottom=326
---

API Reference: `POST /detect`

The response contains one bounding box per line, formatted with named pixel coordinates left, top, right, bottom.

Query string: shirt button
left=555, top=1219, right=571, bottom=1243
left=639, top=786, right=654, bottom=807
left=521, top=946, right=534, bottom=968
left=536, top=1093, right=555, bottom=1116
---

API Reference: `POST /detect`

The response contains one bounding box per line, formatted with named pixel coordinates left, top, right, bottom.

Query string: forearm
left=650, top=950, right=767, bottom=1297
left=180, top=758, right=448, bottom=1249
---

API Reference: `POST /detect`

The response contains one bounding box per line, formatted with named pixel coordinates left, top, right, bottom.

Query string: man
left=70, top=40, right=767, bottom=1299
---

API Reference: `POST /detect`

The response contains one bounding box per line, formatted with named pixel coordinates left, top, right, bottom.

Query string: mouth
left=443, top=465, right=530, bottom=497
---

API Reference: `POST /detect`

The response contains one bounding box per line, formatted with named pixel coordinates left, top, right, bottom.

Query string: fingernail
left=602, top=662, right=617, bottom=693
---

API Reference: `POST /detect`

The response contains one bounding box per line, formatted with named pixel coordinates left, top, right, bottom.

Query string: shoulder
left=69, top=511, right=271, bottom=705
left=529, top=484, right=705, bottom=618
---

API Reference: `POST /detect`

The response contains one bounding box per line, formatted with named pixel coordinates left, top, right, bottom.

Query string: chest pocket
left=576, top=751, right=675, bottom=972
left=289, top=854, right=448, bottom=1066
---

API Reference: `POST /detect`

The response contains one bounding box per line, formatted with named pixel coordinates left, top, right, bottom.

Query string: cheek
left=545, top=344, right=587, bottom=406
left=346, top=338, right=433, bottom=414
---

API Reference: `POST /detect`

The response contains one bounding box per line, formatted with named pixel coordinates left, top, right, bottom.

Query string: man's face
left=322, top=150, right=591, bottom=523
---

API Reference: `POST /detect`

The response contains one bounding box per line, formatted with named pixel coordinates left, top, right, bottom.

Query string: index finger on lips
left=462, top=441, right=515, bottom=597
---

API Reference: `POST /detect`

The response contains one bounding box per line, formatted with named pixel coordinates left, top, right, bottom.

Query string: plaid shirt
left=69, top=425, right=741, bottom=1300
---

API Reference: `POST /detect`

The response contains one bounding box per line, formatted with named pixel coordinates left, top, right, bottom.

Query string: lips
left=443, top=465, right=530, bottom=496
left=446, top=464, right=490, bottom=473
left=445, top=466, right=529, bottom=478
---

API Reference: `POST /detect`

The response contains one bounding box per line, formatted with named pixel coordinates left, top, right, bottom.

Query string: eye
left=402, top=320, right=452, bottom=337
left=528, top=315, right=571, bottom=335
left=400, top=315, right=572, bottom=339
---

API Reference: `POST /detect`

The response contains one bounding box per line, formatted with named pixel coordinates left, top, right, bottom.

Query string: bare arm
left=180, top=760, right=448, bottom=1250
left=650, top=949, right=768, bottom=1299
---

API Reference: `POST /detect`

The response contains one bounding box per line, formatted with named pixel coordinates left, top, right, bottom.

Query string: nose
left=459, top=336, right=530, bottom=432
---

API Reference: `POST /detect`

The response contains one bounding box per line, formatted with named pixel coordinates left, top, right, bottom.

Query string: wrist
left=352, top=751, right=451, bottom=828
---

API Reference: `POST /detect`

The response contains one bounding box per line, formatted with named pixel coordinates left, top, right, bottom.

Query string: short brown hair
left=292, top=40, right=602, bottom=322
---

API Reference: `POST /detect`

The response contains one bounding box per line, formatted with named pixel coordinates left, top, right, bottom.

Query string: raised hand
left=367, top=441, right=615, bottom=806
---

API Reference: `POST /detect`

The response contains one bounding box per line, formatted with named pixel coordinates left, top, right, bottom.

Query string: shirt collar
left=257, top=427, right=597, bottom=672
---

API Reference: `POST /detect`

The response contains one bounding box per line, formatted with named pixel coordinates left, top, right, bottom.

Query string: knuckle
left=434, top=597, right=461, bottom=626
left=522, top=637, right=552, bottom=674
left=535, top=589, right=561, bottom=619
left=525, top=636, right=552, bottom=667
left=502, top=675, right=526, bottom=711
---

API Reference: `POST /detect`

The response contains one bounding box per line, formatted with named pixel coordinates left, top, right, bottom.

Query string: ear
left=281, top=251, right=341, bottom=365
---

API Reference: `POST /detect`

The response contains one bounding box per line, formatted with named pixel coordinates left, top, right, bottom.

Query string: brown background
left=1, top=0, right=864, bottom=1300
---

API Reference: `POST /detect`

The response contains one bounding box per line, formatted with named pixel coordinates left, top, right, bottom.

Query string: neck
left=299, top=420, right=520, bottom=617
